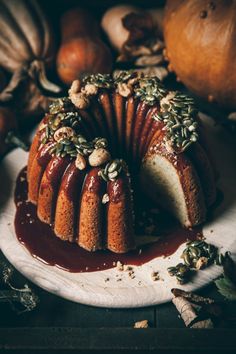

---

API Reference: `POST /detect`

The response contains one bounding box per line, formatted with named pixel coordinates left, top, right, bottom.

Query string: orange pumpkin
left=57, top=8, right=113, bottom=86
left=164, top=0, right=236, bottom=110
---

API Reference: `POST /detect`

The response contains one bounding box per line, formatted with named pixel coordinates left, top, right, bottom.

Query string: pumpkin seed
left=188, top=246, right=201, bottom=258
left=108, top=161, right=118, bottom=173
left=167, top=267, right=177, bottom=276
left=108, top=171, right=118, bottom=180
left=187, top=240, right=205, bottom=247
left=183, top=253, right=192, bottom=267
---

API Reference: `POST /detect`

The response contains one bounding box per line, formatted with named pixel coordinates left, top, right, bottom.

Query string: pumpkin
left=164, top=0, right=236, bottom=110
left=56, top=8, right=113, bottom=86
left=0, top=0, right=61, bottom=109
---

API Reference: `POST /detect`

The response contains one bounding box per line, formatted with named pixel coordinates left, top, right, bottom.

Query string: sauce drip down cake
left=27, top=72, right=216, bottom=253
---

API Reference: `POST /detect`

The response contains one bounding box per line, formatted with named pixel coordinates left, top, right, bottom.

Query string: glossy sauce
left=15, top=167, right=205, bottom=273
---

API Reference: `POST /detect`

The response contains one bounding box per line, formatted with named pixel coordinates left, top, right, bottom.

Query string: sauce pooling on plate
left=15, top=167, right=203, bottom=273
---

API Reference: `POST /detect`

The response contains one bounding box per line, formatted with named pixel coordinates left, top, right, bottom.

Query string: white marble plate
left=0, top=114, right=236, bottom=308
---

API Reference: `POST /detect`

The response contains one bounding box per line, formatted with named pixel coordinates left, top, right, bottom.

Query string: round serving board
left=0, top=114, right=236, bottom=308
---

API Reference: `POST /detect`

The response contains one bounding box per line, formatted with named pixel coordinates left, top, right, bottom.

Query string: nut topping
left=69, top=92, right=90, bottom=110
left=53, top=127, right=75, bottom=142
left=88, top=148, right=111, bottom=167
left=117, top=82, right=132, bottom=97
left=83, top=83, right=98, bottom=96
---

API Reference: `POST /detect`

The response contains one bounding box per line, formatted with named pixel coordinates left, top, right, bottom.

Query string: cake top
left=39, top=71, right=200, bottom=175
left=68, top=71, right=199, bottom=152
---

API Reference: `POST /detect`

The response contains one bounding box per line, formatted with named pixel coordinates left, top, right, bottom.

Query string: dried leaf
left=215, top=277, right=236, bottom=301
left=171, top=288, right=214, bottom=305
left=0, top=260, right=39, bottom=314
left=133, top=66, right=168, bottom=82
left=135, top=54, right=164, bottom=67
left=223, top=253, right=236, bottom=285
left=172, top=289, right=221, bottom=328
left=191, top=319, right=214, bottom=328
left=172, top=296, right=198, bottom=327
left=215, top=253, right=236, bottom=300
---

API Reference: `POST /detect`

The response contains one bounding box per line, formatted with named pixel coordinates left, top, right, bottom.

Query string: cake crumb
left=104, top=278, right=110, bottom=282
left=151, top=271, right=160, bottom=281
left=128, top=270, right=135, bottom=279
left=123, top=265, right=133, bottom=272
left=116, top=261, right=124, bottom=271
left=134, top=320, right=149, bottom=328
left=102, top=193, right=109, bottom=204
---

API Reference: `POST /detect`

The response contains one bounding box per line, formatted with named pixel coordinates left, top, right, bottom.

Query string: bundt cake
left=27, top=71, right=216, bottom=253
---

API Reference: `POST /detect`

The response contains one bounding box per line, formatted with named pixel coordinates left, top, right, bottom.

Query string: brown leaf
left=171, top=288, right=214, bottom=305
left=223, top=253, right=236, bottom=285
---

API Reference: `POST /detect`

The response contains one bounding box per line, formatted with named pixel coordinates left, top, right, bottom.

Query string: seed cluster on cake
left=39, top=99, right=126, bottom=181
left=68, top=71, right=200, bottom=151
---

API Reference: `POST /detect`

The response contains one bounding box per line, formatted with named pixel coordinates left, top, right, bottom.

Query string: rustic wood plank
left=156, top=303, right=185, bottom=328
left=0, top=285, right=155, bottom=328
left=0, top=328, right=236, bottom=353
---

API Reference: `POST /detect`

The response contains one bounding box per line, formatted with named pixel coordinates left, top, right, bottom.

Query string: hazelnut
left=69, top=80, right=81, bottom=94
left=69, top=92, right=90, bottom=110
left=54, top=127, right=75, bottom=142
left=83, top=84, right=98, bottom=96
left=88, top=148, right=111, bottom=167
left=75, top=153, right=86, bottom=170
left=117, top=82, right=132, bottom=97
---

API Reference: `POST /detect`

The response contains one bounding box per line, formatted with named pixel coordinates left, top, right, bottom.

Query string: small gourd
left=57, top=8, right=113, bottom=86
